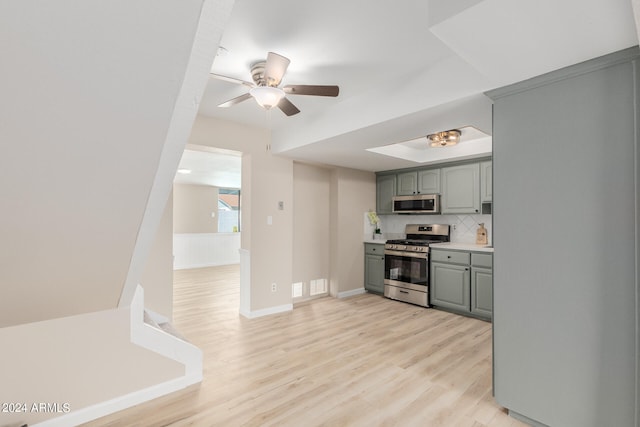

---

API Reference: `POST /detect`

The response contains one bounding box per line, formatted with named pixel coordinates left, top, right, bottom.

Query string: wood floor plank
left=82, top=265, right=526, bottom=427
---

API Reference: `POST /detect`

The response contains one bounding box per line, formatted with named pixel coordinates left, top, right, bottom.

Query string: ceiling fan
left=210, top=52, right=339, bottom=116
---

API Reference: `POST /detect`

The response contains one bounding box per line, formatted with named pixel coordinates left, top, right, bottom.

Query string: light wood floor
left=84, top=265, right=526, bottom=427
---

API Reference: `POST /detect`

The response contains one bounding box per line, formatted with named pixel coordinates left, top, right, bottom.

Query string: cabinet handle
left=465, top=268, right=469, bottom=271
left=399, top=290, right=409, bottom=294
left=447, top=255, right=451, bottom=259
left=475, top=209, right=479, bottom=213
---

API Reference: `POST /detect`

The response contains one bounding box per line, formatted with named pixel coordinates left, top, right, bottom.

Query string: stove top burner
left=386, top=239, right=444, bottom=246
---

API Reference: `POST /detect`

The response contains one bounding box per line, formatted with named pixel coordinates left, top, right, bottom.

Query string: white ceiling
left=197, top=0, right=639, bottom=172
left=174, top=145, right=242, bottom=188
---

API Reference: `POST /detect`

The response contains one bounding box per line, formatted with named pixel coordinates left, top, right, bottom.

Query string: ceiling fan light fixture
left=249, top=86, right=285, bottom=110
left=427, top=129, right=462, bottom=147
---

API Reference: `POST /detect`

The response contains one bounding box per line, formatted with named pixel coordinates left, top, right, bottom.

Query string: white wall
left=330, top=167, right=377, bottom=297
left=173, top=184, right=220, bottom=233
left=173, top=232, right=241, bottom=269
left=189, top=117, right=294, bottom=315
left=189, top=116, right=379, bottom=313
left=293, top=162, right=331, bottom=296
left=140, top=193, right=174, bottom=320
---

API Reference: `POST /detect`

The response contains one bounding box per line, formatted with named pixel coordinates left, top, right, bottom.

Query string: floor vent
left=292, top=282, right=303, bottom=298
left=310, top=278, right=327, bottom=296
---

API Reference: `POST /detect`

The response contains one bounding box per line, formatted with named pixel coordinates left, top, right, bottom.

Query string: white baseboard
left=173, top=261, right=228, bottom=270
left=240, top=304, right=293, bottom=319
left=32, top=376, right=199, bottom=427
left=144, top=307, right=169, bottom=324
left=337, top=288, right=366, bottom=299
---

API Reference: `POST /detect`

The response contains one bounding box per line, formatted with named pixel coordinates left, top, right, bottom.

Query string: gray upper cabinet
left=396, top=169, right=441, bottom=195
left=441, top=163, right=480, bottom=214
left=376, top=160, right=488, bottom=214
left=376, top=174, right=396, bottom=214
left=418, top=169, right=440, bottom=194
left=480, top=161, right=492, bottom=203
left=397, top=171, right=418, bottom=196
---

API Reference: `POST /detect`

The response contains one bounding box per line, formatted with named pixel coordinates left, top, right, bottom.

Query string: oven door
left=384, top=249, right=428, bottom=292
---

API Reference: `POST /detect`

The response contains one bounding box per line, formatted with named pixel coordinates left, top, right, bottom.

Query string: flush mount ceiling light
left=427, top=129, right=462, bottom=147
left=249, top=86, right=285, bottom=110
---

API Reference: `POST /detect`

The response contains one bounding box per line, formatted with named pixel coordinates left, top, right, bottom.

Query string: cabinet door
left=441, top=163, right=480, bottom=214
left=365, top=254, right=385, bottom=294
left=480, top=161, right=492, bottom=202
left=396, top=172, right=418, bottom=195
left=418, top=169, right=440, bottom=194
left=471, top=267, right=493, bottom=320
left=430, top=262, right=470, bottom=312
left=376, top=175, right=397, bottom=214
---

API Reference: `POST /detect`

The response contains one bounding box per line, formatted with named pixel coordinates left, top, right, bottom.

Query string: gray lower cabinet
left=470, top=266, right=493, bottom=318
left=364, top=243, right=385, bottom=294
left=430, top=262, right=470, bottom=311
left=430, top=249, right=492, bottom=321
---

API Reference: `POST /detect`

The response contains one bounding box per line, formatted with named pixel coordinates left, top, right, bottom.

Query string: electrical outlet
left=271, top=283, right=277, bottom=292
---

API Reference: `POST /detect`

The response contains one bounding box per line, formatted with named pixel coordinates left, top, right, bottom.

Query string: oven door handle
left=384, top=250, right=428, bottom=259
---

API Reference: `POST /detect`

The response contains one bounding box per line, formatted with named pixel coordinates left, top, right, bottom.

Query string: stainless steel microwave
left=392, top=194, right=440, bottom=214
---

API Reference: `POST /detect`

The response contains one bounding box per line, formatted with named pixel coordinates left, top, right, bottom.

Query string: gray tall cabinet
left=487, top=47, right=638, bottom=427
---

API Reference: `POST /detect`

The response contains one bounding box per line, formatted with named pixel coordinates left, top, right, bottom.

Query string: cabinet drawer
left=365, top=243, right=385, bottom=255
left=471, top=253, right=493, bottom=268
left=431, top=250, right=470, bottom=265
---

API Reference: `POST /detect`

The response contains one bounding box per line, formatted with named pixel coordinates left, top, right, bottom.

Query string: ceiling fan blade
left=218, top=92, right=252, bottom=108
left=283, top=85, right=339, bottom=97
left=210, top=73, right=254, bottom=88
left=277, top=97, right=300, bottom=116
left=264, top=52, right=290, bottom=87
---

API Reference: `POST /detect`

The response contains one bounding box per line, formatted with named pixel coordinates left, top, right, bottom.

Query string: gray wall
left=489, top=47, right=638, bottom=426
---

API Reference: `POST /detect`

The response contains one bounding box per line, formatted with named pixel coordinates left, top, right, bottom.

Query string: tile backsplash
left=377, top=213, right=492, bottom=244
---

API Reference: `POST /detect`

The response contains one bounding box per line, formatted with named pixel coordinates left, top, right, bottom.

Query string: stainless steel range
left=384, top=224, right=450, bottom=307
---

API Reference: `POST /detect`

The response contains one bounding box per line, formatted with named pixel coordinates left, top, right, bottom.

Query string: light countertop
left=363, top=238, right=386, bottom=244
left=429, top=242, right=494, bottom=253
left=363, top=240, right=493, bottom=253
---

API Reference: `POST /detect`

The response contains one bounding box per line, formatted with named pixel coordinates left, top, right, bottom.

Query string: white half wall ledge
left=29, top=285, right=203, bottom=427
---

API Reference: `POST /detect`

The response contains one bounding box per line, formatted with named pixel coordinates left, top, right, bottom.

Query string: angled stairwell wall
left=0, top=0, right=234, bottom=425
